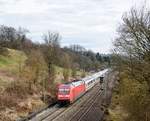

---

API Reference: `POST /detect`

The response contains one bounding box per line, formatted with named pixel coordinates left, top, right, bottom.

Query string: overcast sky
left=0, top=0, right=149, bottom=53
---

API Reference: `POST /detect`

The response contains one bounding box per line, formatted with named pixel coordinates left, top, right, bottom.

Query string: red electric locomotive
left=57, top=69, right=109, bottom=105
left=57, top=80, right=85, bottom=104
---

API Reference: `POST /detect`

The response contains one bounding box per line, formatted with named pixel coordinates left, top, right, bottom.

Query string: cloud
left=0, top=0, right=149, bottom=53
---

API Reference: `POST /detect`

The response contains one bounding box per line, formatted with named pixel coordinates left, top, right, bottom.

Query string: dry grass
left=0, top=80, right=47, bottom=120
left=0, top=81, right=29, bottom=110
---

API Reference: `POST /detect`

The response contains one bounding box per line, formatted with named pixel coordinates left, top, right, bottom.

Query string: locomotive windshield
left=59, top=88, right=70, bottom=94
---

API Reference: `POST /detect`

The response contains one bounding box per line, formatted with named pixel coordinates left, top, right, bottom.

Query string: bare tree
left=114, top=5, right=150, bottom=86
left=42, top=31, right=61, bottom=82
left=0, top=25, right=30, bottom=50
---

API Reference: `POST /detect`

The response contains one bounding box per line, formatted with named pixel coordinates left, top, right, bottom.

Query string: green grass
left=0, top=55, right=14, bottom=66
left=0, top=48, right=27, bottom=72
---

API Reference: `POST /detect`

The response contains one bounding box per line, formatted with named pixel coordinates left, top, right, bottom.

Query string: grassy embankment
left=0, top=49, right=84, bottom=88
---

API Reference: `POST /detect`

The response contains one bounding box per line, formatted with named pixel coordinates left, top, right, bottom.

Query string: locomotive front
left=57, top=84, right=72, bottom=104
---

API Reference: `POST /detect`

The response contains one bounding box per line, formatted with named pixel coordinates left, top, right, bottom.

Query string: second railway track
left=67, top=87, right=103, bottom=121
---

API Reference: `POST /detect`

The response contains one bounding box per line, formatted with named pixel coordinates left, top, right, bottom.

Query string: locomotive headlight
left=58, top=95, right=70, bottom=97
left=58, top=95, right=63, bottom=97
left=65, top=95, right=70, bottom=97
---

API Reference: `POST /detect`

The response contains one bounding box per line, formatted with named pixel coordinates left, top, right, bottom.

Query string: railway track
left=67, top=87, right=103, bottom=121
left=30, top=84, right=103, bottom=121
left=52, top=86, right=103, bottom=121
left=29, top=104, right=59, bottom=121
left=77, top=89, right=105, bottom=121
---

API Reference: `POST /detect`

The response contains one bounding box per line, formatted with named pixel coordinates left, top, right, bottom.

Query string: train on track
left=57, top=69, right=109, bottom=104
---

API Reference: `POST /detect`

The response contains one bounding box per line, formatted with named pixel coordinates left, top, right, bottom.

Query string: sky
left=0, top=0, right=149, bottom=53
